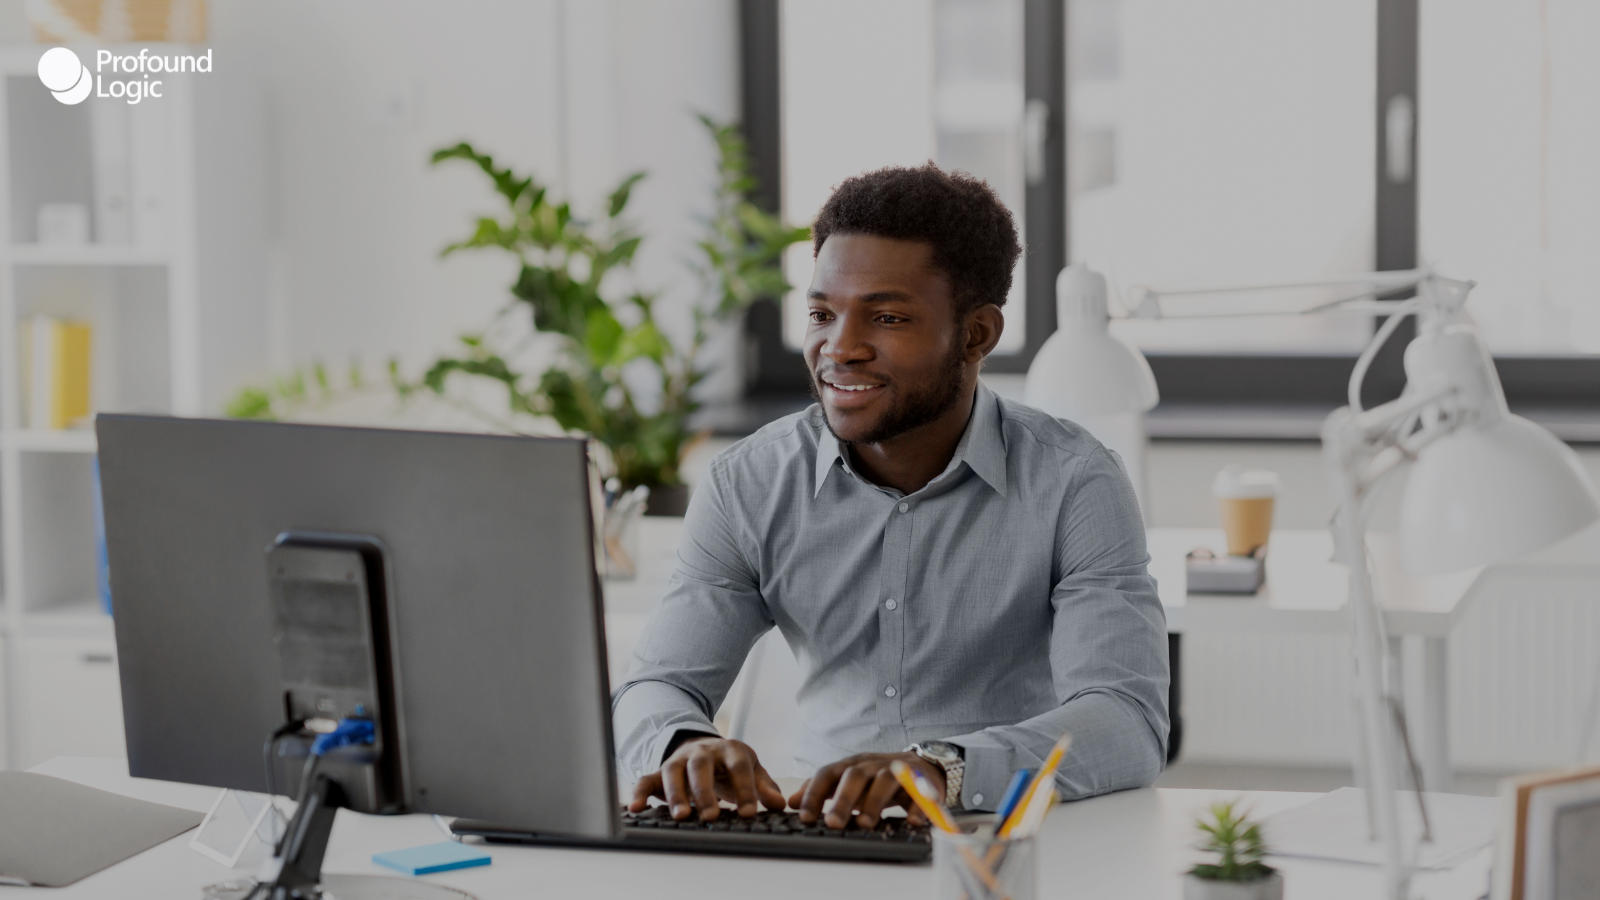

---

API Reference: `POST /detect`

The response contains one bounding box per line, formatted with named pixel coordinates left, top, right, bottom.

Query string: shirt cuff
left=652, top=725, right=722, bottom=767
left=944, top=732, right=1012, bottom=812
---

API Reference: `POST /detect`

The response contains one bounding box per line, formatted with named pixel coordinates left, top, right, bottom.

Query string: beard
left=810, top=337, right=969, bottom=446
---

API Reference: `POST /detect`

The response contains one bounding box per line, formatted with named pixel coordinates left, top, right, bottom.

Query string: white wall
left=780, top=0, right=937, bottom=348
left=203, top=0, right=738, bottom=408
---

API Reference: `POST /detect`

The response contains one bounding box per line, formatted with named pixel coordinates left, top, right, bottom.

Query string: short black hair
left=812, top=163, right=1023, bottom=316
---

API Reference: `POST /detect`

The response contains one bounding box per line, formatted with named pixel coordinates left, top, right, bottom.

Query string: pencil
left=992, top=769, right=1034, bottom=826
left=997, top=732, right=1072, bottom=838
left=1014, top=786, right=1058, bottom=838
left=888, top=760, right=957, bottom=833
left=891, top=761, right=1009, bottom=900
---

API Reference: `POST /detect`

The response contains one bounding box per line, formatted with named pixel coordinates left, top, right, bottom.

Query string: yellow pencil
left=997, top=732, right=1072, bottom=838
left=889, top=760, right=958, bottom=832
left=892, top=761, right=1009, bottom=900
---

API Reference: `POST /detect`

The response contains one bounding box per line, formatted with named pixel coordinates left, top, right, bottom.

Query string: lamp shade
left=1395, top=321, right=1600, bottom=575
left=1399, top=413, right=1599, bottom=576
left=1025, top=266, right=1159, bottom=419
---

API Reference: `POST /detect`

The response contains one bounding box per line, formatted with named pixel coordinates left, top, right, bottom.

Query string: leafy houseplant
left=1183, top=802, right=1282, bottom=900
left=225, top=118, right=805, bottom=514
left=407, top=117, right=808, bottom=511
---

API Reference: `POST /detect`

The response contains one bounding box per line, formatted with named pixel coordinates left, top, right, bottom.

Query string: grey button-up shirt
left=612, top=383, right=1169, bottom=809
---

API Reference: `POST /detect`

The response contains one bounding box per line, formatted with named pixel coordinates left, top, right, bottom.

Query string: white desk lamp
left=1025, top=266, right=1159, bottom=509
left=1320, top=273, right=1598, bottom=899
left=1034, top=265, right=1600, bottom=900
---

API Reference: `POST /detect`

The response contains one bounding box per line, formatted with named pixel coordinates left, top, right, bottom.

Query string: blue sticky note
left=372, top=841, right=491, bottom=876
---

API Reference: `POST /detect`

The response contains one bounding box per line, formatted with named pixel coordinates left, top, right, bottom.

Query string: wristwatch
left=908, top=740, right=965, bottom=809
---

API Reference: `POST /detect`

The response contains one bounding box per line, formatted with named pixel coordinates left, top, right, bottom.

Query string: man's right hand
left=628, top=736, right=788, bottom=822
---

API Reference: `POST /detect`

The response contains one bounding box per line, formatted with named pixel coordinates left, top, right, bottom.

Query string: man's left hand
left=788, top=752, right=945, bottom=829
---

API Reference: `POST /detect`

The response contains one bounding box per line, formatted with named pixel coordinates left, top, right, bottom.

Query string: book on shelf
left=19, top=315, right=93, bottom=430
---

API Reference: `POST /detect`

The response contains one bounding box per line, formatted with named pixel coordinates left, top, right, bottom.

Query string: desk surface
left=1150, top=528, right=1481, bottom=636
left=23, top=757, right=1492, bottom=900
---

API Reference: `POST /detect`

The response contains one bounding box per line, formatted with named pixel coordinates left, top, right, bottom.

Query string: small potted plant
left=1184, top=801, right=1282, bottom=900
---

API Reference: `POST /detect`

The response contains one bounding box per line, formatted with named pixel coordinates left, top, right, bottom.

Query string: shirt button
left=972, top=793, right=985, bottom=807
left=884, top=685, right=897, bottom=698
left=898, top=502, right=909, bottom=513
left=885, top=598, right=898, bottom=610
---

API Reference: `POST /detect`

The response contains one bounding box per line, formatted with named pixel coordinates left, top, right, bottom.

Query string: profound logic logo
left=38, top=46, right=212, bottom=106
left=37, top=47, right=91, bottom=105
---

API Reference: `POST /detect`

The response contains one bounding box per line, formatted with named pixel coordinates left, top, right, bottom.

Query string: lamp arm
left=1126, top=269, right=1430, bottom=321
left=1330, top=454, right=1413, bottom=900
left=1338, top=384, right=1457, bottom=498
left=1346, top=300, right=1423, bottom=413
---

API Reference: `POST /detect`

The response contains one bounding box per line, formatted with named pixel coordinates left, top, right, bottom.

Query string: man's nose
left=821, top=314, right=873, bottom=365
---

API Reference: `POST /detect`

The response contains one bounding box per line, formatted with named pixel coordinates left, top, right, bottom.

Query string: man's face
left=803, top=233, right=970, bottom=445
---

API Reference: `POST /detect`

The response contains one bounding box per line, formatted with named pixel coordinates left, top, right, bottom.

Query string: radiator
left=1179, top=567, right=1600, bottom=772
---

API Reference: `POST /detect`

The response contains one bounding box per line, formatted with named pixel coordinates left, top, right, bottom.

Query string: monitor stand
left=201, top=773, right=476, bottom=900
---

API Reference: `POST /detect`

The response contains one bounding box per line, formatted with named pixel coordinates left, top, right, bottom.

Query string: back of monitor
left=95, top=415, right=617, bottom=838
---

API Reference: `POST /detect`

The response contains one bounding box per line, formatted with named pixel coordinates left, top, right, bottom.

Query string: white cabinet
left=12, top=633, right=124, bottom=770
left=0, top=44, right=266, bottom=770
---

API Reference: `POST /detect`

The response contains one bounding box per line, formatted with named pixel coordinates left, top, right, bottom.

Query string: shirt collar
left=812, top=382, right=1009, bottom=499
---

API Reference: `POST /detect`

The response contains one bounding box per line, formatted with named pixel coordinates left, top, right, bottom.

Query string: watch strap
left=909, top=743, right=965, bottom=808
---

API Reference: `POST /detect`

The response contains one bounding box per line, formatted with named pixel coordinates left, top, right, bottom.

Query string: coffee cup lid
left=1212, top=465, right=1281, bottom=499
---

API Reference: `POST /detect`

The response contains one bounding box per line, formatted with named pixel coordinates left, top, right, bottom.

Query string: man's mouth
left=815, top=375, right=887, bottom=408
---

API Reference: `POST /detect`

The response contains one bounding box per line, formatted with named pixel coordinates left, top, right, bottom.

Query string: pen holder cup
left=933, top=829, right=1036, bottom=900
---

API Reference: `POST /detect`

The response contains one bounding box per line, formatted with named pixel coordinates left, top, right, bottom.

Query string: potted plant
left=1184, top=801, right=1282, bottom=900
left=227, top=118, right=807, bottom=517
left=409, top=117, right=808, bottom=514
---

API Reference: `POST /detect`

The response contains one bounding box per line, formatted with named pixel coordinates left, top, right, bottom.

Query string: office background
left=2, top=0, right=1599, bottom=794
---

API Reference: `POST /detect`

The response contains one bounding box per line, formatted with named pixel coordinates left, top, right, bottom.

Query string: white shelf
left=6, top=430, right=97, bottom=453
left=23, top=597, right=110, bottom=622
left=7, top=244, right=169, bottom=267
left=17, top=598, right=114, bottom=638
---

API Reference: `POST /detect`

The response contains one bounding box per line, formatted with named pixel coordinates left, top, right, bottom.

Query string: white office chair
left=722, top=631, right=804, bottom=778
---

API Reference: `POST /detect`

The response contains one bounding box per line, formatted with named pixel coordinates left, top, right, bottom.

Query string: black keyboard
left=451, top=806, right=933, bottom=863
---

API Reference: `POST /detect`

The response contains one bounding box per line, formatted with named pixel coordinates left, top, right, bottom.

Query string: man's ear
left=963, top=304, right=1005, bottom=362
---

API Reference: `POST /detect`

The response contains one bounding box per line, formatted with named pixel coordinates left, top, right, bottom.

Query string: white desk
left=1152, top=528, right=1482, bottom=792
left=604, top=521, right=1483, bottom=790
left=21, top=757, right=1493, bottom=900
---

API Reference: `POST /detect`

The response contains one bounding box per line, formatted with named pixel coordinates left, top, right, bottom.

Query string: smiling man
left=613, top=164, right=1168, bottom=829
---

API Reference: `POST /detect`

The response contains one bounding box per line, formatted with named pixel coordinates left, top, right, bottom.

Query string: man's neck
left=846, top=383, right=978, bottom=496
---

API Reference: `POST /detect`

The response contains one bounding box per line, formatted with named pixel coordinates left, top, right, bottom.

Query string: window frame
left=736, top=0, right=1600, bottom=429
left=738, top=0, right=1064, bottom=394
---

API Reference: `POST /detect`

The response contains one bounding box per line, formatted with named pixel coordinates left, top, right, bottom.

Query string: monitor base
left=202, top=874, right=477, bottom=900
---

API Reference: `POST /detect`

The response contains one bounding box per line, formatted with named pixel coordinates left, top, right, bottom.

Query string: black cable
left=273, top=750, right=325, bottom=858
left=244, top=720, right=308, bottom=900
left=261, top=720, right=305, bottom=803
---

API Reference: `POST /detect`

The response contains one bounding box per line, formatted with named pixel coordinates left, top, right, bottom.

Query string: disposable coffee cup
left=1212, top=466, right=1280, bottom=557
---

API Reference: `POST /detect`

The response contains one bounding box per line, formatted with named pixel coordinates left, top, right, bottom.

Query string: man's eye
left=809, top=310, right=830, bottom=323
left=878, top=315, right=906, bottom=324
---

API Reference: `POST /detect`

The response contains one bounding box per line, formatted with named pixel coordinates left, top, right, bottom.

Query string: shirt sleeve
left=611, top=463, right=775, bottom=781
left=944, top=444, right=1169, bottom=809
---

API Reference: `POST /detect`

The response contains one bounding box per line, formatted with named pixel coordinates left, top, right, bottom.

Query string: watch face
left=919, top=741, right=959, bottom=762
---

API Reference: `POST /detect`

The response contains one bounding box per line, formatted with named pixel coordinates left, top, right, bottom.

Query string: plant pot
left=1182, top=872, right=1283, bottom=900
left=644, top=483, right=690, bottom=517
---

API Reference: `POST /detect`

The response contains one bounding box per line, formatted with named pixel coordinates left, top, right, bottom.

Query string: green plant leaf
left=583, top=305, right=625, bottom=364
left=617, top=320, right=667, bottom=364
left=225, top=387, right=276, bottom=420
left=607, top=171, right=647, bottom=218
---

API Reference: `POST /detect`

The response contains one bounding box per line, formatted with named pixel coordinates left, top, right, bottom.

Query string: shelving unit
left=0, top=44, right=267, bottom=770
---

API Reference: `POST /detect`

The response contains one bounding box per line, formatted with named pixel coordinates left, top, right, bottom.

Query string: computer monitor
left=95, top=415, right=618, bottom=897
